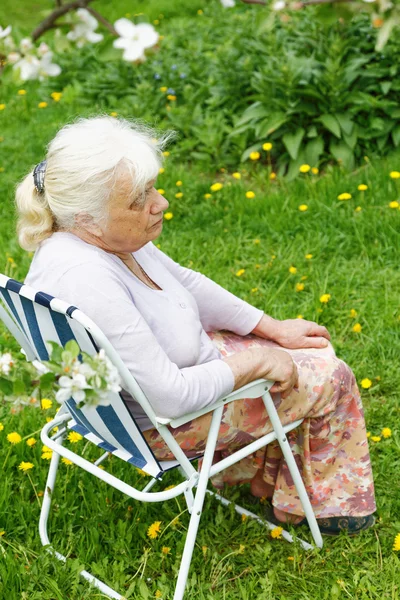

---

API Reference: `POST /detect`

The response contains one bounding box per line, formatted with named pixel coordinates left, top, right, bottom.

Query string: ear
left=74, top=212, right=103, bottom=237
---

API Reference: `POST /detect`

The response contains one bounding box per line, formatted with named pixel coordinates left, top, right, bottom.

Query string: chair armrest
left=156, top=379, right=273, bottom=429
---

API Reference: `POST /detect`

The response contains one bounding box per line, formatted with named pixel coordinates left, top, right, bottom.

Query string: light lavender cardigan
left=25, top=233, right=263, bottom=430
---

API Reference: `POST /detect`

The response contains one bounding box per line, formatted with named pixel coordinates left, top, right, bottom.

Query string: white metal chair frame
left=0, top=295, right=323, bottom=600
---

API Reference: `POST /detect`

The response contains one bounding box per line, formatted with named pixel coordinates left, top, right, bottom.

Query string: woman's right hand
left=259, top=348, right=299, bottom=398
left=224, top=346, right=299, bottom=399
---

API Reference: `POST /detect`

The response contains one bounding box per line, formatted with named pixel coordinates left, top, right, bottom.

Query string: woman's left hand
left=252, top=315, right=331, bottom=350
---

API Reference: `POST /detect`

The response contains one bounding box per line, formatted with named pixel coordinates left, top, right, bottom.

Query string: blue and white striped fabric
left=0, top=274, right=163, bottom=478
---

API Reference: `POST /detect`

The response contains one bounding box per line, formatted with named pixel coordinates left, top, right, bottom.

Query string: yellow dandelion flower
left=249, top=151, right=260, bottom=161
left=18, top=461, right=34, bottom=472
left=355, top=206, right=362, bottom=212
left=246, top=191, right=255, bottom=199
left=232, top=172, right=241, bottom=179
left=147, top=521, right=162, bottom=539
left=361, top=378, right=372, bottom=389
left=210, top=182, right=223, bottom=192
left=389, top=201, right=399, bottom=209
left=251, top=287, right=258, bottom=293
left=160, top=86, right=168, bottom=92
left=51, top=92, right=62, bottom=102
left=366, top=431, right=371, bottom=438
left=254, top=238, right=260, bottom=244
left=0, top=531, right=5, bottom=536
left=197, top=9, right=203, bottom=15
left=296, top=283, right=305, bottom=292
left=202, top=545, right=208, bottom=557
left=371, top=436, right=381, bottom=442
left=349, top=308, right=357, bottom=318
left=164, top=484, right=176, bottom=490
left=204, top=193, right=212, bottom=199
left=164, top=212, right=173, bottom=220
left=41, top=450, right=53, bottom=460
left=311, top=167, right=319, bottom=175
left=241, top=514, right=247, bottom=522
left=167, top=94, right=176, bottom=101
left=389, top=171, right=400, bottom=179
left=299, top=164, right=311, bottom=173
left=352, top=323, right=362, bottom=333
left=176, top=180, right=182, bottom=186
left=269, top=172, right=277, bottom=180
left=155, top=590, right=162, bottom=599
left=393, top=533, right=400, bottom=551
left=17, top=89, right=27, bottom=96
left=238, top=544, right=245, bottom=554
left=263, top=142, right=273, bottom=151
left=236, top=269, right=245, bottom=277
left=0, top=422, right=4, bottom=431
left=299, top=204, right=308, bottom=212
left=0, top=104, right=6, bottom=110
left=26, top=438, right=37, bottom=447
left=157, top=188, right=165, bottom=195
left=289, top=266, right=297, bottom=274
left=159, top=167, right=165, bottom=174
left=305, top=253, right=313, bottom=259
left=338, top=192, right=352, bottom=201
left=61, top=457, right=73, bottom=465
left=271, top=526, right=283, bottom=539
left=175, top=192, right=183, bottom=199
left=288, top=556, right=294, bottom=560
left=162, top=546, right=171, bottom=555
left=162, top=151, right=170, bottom=157
left=297, top=315, right=304, bottom=319
left=358, top=184, right=368, bottom=191
left=381, top=427, right=391, bottom=438
left=38, top=102, right=48, bottom=109
left=41, top=398, right=53, bottom=410
left=319, top=294, right=331, bottom=303
left=67, top=431, right=83, bottom=443
left=7, top=432, right=22, bottom=444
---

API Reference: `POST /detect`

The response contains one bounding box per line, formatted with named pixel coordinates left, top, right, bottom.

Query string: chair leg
left=38, top=435, right=123, bottom=600
left=173, top=406, right=224, bottom=600
left=261, top=392, right=323, bottom=549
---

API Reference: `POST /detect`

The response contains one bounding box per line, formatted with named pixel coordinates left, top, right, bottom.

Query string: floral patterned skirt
left=144, top=332, right=376, bottom=518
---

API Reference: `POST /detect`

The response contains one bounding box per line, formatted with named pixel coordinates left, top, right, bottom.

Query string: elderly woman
left=17, top=117, right=375, bottom=534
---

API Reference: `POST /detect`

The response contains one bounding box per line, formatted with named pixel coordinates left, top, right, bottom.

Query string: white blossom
left=37, top=42, right=50, bottom=57
left=67, top=8, right=103, bottom=48
left=273, top=1, right=286, bottom=9
left=220, top=0, right=236, bottom=7
left=19, top=37, right=34, bottom=52
left=0, top=25, right=12, bottom=40
left=14, top=51, right=61, bottom=81
left=0, top=353, right=13, bottom=375
left=7, top=52, right=21, bottom=64
left=56, top=373, right=89, bottom=404
left=113, top=18, right=158, bottom=62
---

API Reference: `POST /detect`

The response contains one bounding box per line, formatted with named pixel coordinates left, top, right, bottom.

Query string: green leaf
left=39, top=372, right=56, bottom=392
left=285, top=151, right=307, bottom=181
left=236, top=102, right=268, bottom=126
left=334, top=113, right=354, bottom=136
left=343, top=124, right=358, bottom=150
left=307, top=126, right=318, bottom=138
left=380, top=81, right=392, bottom=95
left=0, top=377, right=13, bottom=396
left=375, top=17, right=397, bottom=52
left=241, top=143, right=262, bottom=162
left=13, top=379, right=25, bottom=396
left=282, top=128, right=305, bottom=160
left=318, top=114, right=341, bottom=138
left=256, top=113, right=288, bottom=138
left=64, top=340, right=80, bottom=358
left=304, top=136, right=324, bottom=167
left=329, top=141, right=354, bottom=170
left=392, top=125, right=400, bottom=147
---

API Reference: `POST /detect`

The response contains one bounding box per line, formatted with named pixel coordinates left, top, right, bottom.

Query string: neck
left=63, top=227, right=133, bottom=261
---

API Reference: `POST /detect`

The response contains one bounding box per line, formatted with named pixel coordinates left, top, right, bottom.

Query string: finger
left=309, top=324, right=331, bottom=340
left=302, top=336, right=329, bottom=349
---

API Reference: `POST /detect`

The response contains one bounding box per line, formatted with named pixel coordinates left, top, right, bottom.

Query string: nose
left=154, top=189, right=169, bottom=212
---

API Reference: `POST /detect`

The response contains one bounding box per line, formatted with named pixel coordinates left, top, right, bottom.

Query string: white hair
left=15, top=115, right=175, bottom=251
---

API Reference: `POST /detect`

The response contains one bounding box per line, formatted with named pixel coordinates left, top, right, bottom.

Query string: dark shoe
left=263, top=504, right=375, bottom=536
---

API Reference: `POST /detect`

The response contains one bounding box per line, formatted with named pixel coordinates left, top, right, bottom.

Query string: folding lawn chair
left=0, top=274, right=323, bottom=600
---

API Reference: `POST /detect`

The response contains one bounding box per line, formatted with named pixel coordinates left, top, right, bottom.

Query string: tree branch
left=85, top=6, right=118, bottom=36
left=31, top=0, right=96, bottom=41
left=240, top=0, right=266, bottom=5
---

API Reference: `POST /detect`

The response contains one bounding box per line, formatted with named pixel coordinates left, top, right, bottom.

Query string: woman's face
left=98, top=174, right=169, bottom=253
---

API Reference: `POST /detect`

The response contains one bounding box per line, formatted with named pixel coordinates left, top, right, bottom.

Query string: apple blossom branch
left=240, top=0, right=356, bottom=6
left=31, top=0, right=117, bottom=42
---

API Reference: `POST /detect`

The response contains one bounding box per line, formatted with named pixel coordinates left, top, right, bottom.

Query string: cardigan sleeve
left=149, top=243, right=264, bottom=334
left=57, top=264, right=234, bottom=419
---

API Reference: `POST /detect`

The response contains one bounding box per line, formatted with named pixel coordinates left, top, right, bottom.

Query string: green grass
left=1, top=1, right=400, bottom=599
